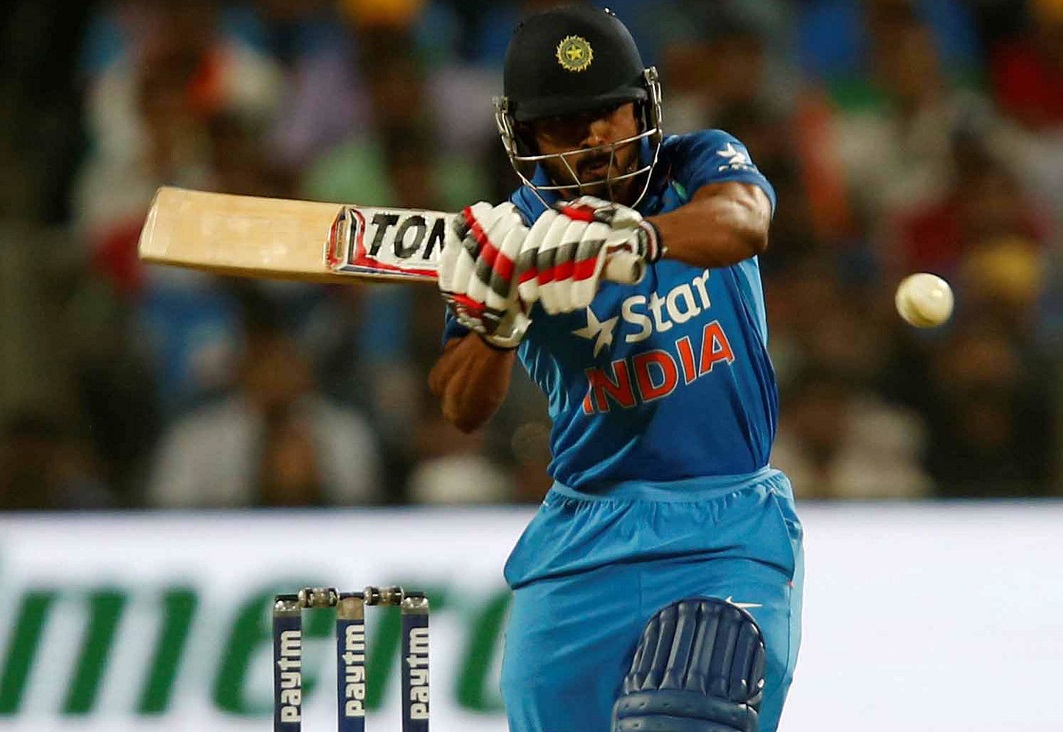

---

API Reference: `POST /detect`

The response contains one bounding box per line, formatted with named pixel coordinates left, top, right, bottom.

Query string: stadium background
left=0, top=0, right=1061, bottom=729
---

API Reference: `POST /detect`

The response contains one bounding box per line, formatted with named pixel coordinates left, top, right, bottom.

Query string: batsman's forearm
left=428, top=335, right=516, bottom=433
left=647, top=182, right=770, bottom=270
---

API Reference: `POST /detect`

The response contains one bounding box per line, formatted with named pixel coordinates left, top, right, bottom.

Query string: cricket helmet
left=493, top=4, right=663, bottom=206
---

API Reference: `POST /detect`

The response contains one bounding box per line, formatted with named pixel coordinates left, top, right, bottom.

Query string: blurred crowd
left=0, top=0, right=1061, bottom=510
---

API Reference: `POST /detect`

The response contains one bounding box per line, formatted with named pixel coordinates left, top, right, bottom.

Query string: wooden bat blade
left=138, top=186, right=645, bottom=286
left=137, top=187, right=451, bottom=283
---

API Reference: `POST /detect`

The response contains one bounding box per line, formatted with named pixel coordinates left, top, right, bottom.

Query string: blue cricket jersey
left=444, top=130, right=779, bottom=491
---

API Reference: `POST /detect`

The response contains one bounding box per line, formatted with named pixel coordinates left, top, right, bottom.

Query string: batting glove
left=438, top=201, right=531, bottom=350
left=517, top=196, right=663, bottom=315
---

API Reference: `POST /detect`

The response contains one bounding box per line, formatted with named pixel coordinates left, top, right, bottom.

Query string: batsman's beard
left=574, top=145, right=640, bottom=199
left=535, top=138, right=647, bottom=203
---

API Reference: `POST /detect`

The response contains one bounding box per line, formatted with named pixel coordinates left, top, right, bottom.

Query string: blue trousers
left=500, top=468, right=803, bottom=732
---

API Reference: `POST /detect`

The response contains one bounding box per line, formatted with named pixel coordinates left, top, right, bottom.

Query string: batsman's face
left=529, top=102, right=642, bottom=203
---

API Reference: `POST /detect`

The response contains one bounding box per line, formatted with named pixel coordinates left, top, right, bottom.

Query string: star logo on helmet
left=556, top=35, right=593, bottom=72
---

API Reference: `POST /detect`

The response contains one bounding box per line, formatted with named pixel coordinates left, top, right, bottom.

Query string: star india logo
left=573, top=306, right=618, bottom=357
left=556, top=35, right=593, bottom=72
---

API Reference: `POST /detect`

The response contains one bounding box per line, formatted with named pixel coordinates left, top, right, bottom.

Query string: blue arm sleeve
left=667, top=130, right=777, bottom=214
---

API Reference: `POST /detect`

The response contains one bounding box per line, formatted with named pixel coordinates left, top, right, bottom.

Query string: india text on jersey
left=576, top=269, right=736, bottom=414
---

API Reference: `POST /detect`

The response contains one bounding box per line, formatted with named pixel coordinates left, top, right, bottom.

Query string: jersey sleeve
left=666, top=130, right=777, bottom=213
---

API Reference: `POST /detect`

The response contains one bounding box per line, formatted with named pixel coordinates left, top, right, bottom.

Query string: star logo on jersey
left=725, top=596, right=763, bottom=610
left=556, top=35, right=593, bottom=72
left=717, top=143, right=754, bottom=172
left=573, top=306, right=618, bottom=357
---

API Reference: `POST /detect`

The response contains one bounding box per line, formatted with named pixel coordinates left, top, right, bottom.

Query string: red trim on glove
left=552, top=258, right=574, bottom=283
left=465, top=208, right=489, bottom=260
left=467, top=210, right=517, bottom=283
left=536, top=261, right=557, bottom=286
left=494, top=251, right=515, bottom=283
left=477, top=232, right=509, bottom=280
left=449, top=293, right=486, bottom=318
left=572, top=257, right=598, bottom=281
left=526, top=255, right=599, bottom=286
left=560, top=204, right=598, bottom=223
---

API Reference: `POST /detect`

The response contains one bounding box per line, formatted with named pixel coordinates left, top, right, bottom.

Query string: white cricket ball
left=895, top=273, right=954, bottom=328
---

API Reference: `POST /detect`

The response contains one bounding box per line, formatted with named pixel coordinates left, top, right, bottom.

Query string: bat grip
left=603, top=251, right=646, bottom=285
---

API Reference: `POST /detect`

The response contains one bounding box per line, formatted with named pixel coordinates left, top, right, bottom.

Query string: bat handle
left=603, top=251, right=646, bottom=285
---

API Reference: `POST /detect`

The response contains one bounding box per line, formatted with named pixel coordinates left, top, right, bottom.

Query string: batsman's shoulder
left=661, top=128, right=758, bottom=170
left=664, top=128, right=776, bottom=212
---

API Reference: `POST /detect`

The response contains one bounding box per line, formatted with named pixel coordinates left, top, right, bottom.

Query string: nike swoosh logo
left=725, top=596, right=763, bottom=610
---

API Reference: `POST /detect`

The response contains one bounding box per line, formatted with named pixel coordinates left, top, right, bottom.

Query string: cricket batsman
left=429, top=5, right=803, bottom=731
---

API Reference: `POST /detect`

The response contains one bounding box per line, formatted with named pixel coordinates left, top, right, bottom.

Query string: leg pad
left=612, top=598, right=766, bottom=732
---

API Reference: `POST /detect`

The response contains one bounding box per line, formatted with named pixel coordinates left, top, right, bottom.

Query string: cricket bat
left=137, top=186, right=643, bottom=284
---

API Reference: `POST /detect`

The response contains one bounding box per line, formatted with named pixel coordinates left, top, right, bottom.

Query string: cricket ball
left=895, top=272, right=954, bottom=328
